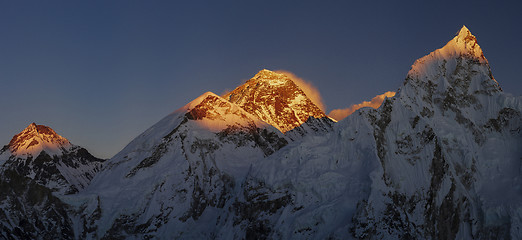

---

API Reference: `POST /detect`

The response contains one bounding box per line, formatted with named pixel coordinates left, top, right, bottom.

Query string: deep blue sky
left=1, top=1, right=521, bottom=158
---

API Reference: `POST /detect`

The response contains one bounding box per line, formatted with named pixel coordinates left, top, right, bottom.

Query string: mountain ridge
left=0, top=26, right=520, bottom=239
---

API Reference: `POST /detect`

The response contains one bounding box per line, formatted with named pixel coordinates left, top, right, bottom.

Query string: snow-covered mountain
left=1, top=26, right=521, bottom=239
left=242, top=25, right=522, bottom=239
left=4, top=122, right=71, bottom=157
left=350, top=25, right=522, bottom=239
left=76, top=92, right=288, bottom=238
left=0, top=123, right=105, bottom=239
left=224, top=69, right=334, bottom=136
left=0, top=123, right=105, bottom=194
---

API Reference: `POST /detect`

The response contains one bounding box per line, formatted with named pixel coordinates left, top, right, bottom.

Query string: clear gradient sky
left=1, top=1, right=521, bottom=158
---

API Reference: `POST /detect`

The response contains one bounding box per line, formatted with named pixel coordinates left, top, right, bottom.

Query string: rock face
left=224, top=70, right=329, bottom=133
left=0, top=169, right=74, bottom=239
left=1, top=26, right=521, bottom=239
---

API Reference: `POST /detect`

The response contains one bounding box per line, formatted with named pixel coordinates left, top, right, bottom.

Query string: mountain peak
left=175, top=91, right=219, bottom=113
left=408, top=26, right=488, bottom=80
left=456, top=25, right=472, bottom=40
left=167, top=91, right=269, bottom=132
left=444, top=25, right=485, bottom=61
left=28, top=122, right=37, bottom=131
left=402, top=26, right=502, bottom=110
left=251, top=69, right=292, bottom=86
left=413, top=26, right=485, bottom=67
left=254, top=69, right=281, bottom=77
left=224, top=70, right=326, bottom=133
left=453, top=25, right=481, bottom=53
left=8, top=123, right=71, bottom=156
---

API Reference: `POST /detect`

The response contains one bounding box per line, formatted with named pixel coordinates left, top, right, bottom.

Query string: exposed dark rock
left=0, top=170, right=74, bottom=239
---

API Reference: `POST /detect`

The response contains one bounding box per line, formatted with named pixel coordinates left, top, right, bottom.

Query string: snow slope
left=75, top=92, right=288, bottom=238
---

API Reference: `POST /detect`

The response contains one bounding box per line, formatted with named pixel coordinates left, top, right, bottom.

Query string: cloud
left=276, top=70, right=326, bottom=111
left=328, top=91, right=396, bottom=121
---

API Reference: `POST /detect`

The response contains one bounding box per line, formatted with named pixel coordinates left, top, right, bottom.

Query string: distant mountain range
left=1, top=26, right=521, bottom=239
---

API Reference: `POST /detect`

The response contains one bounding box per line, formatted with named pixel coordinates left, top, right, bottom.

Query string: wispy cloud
left=276, top=70, right=326, bottom=111
left=328, top=91, right=396, bottom=121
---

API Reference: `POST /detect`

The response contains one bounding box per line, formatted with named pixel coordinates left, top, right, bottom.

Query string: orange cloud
left=328, top=91, right=396, bottom=121
left=276, top=70, right=326, bottom=112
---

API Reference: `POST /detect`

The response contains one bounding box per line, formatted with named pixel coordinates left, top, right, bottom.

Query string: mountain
left=4, top=123, right=71, bottom=157
left=0, top=123, right=105, bottom=239
left=0, top=123, right=105, bottom=194
left=2, top=26, right=521, bottom=239
left=76, top=92, right=288, bottom=238
left=242, top=25, right=522, bottom=239
left=224, top=69, right=334, bottom=136
left=350, top=25, right=522, bottom=239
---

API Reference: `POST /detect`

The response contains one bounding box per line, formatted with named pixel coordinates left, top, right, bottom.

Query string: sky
left=1, top=1, right=521, bottom=158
